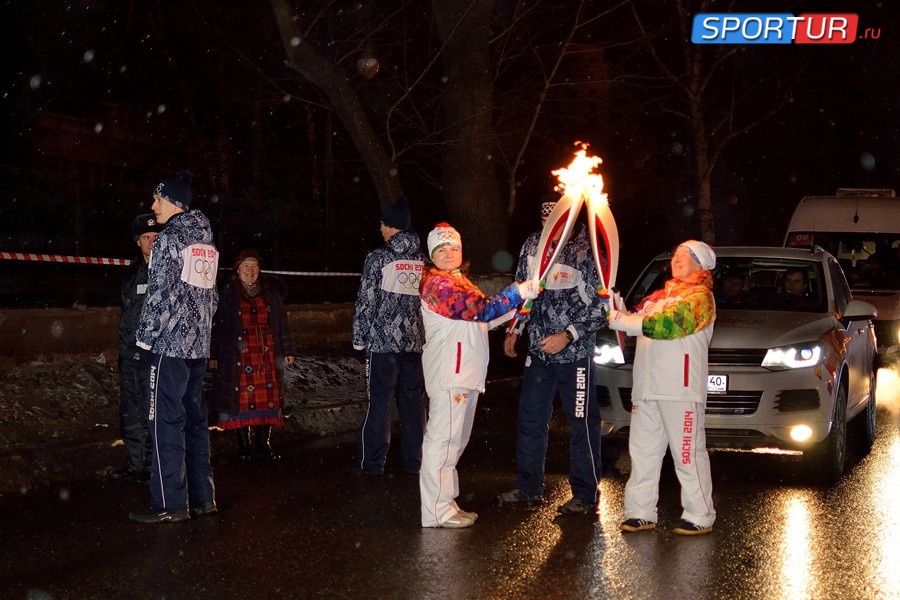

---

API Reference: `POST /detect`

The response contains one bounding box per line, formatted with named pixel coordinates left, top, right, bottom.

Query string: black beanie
left=379, top=196, right=411, bottom=231
left=132, top=213, right=163, bottom=241
left=154, top=171, right=193, bottom=210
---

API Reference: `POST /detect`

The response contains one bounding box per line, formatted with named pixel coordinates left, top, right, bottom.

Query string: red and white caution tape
left=1, top=251, right=132, bottom=266
left=1, top=251, right=360, bottom=277
left=259, top=269, right=361, bottom=277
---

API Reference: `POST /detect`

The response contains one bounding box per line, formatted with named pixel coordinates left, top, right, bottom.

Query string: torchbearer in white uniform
left=608, top=240, right=717, bottom=535
left=418, top=223, right=540, bottom=528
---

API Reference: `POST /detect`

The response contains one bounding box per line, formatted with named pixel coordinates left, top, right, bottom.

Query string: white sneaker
left=437, top=511, right=475, bottom=528
left=457, top=510, right=478, bottom=523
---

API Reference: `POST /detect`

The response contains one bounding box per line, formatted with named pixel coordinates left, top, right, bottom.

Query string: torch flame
left=555, top=142, right=620, bottom=308
left=553, top=142, right=608, bottom=206
left=504, top=141, right=619, bottom=335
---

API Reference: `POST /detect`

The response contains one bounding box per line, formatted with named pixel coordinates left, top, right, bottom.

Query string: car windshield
left=626, top=257, right=828, bottom=313
left=785, top=232, right=900, bottom=290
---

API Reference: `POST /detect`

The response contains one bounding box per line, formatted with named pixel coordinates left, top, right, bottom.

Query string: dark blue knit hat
left=379, top=196, right=411, bottom=231
left=154, top=171, right=193, bottom=210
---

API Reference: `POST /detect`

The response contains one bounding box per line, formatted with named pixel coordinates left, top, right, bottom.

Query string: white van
left=784, top=188, right=900, bottom=366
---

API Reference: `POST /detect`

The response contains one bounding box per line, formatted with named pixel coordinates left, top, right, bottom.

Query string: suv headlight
left=762, top=342, right=824, bottom=370
left=594, top=343, right=624, bottom=366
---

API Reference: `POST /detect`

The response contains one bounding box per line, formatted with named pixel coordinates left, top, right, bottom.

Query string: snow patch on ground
left=283, top=354, right=366, bottom=408
left=0, top=352, right=367, bottom=495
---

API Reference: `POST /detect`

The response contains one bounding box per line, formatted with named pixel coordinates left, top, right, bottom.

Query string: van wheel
left=806, top=382, right=847, bottom=485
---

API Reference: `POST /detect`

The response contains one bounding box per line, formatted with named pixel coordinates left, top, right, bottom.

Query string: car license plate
left=707, top=374, right=727, bottom=393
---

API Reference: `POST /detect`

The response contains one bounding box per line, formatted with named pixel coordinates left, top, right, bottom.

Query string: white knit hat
left=679, top=240, right=716, bottom=270
left=426, top=222, right=462, bottom=258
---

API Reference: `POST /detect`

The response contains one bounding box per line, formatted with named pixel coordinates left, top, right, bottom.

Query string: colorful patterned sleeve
left=421, top=269, right=521, bottom=322
left=641, top=285, right=716, bottom=340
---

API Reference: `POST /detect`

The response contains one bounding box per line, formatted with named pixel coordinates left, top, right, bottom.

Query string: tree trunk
left=432, top=0, right=508, bottom=273
left=686, top=33, right=716, bottom=246
left=270, top=0, right=402, bottom=210
left=692, top=117, right=715, bottom=245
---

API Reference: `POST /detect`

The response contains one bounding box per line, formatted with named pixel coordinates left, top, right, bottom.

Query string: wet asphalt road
left=3, top=371, right=900, bottom=600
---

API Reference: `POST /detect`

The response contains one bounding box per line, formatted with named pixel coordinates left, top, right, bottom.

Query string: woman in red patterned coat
left=208, top=249, right=296, bottom=461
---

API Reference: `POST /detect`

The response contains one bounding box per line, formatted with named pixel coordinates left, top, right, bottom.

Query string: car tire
left=807, top=381, right=847, bottom=485
left=850, top=371, right=877, bottom=454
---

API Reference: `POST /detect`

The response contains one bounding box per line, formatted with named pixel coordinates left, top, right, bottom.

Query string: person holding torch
left=497, top=194, right=608, bottom=517
left=419, top=222, right=540, bottom=528
left=608, top=240, right=717, bottom=535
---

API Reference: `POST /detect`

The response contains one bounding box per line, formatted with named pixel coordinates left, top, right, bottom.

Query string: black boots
left=254, top=425, right=280, bottom=461
left=234, top=426, right=278, bottom=461
left=235, top=427, right=252, bottom=461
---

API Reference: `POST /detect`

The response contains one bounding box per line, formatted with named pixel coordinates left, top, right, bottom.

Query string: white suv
left=595, top=246, right=877, bottom=483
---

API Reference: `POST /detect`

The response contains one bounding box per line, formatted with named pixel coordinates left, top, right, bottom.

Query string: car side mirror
left=841, top=299, right=877, bottom=324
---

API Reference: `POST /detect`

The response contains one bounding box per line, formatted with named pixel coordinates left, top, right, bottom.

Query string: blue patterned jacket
left=514, top=224, right=607, bottom=364
left=352, top=230, right=425, bottom=354
left=136, top=210, right=219, bottom=359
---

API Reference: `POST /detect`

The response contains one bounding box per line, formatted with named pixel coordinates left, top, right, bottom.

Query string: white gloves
left=517, top=279, right=542, bottom=301
left=607, top=309, right=623, bottom=328
left=612, top=290, right=628, bottom=314
left=607, top=310, right=644, bottom=336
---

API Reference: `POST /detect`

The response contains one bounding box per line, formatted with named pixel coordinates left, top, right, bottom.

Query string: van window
left=786, top=232, right=900, bottom=291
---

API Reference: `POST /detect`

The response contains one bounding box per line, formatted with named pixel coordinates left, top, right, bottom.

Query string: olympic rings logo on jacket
left=194, top=258, right=216, bottom=281
left=180, top=244, right=219, bottom=289
left=396, top=271, right=421, bottom=290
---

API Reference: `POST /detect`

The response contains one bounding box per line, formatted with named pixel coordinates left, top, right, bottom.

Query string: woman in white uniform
left=608, top=240, right=717, bottom=535
left=418, top=223, right=539, bottom=528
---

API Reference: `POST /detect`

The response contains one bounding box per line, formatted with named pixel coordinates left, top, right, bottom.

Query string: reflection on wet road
left=3, top=369, right=899, bottom=599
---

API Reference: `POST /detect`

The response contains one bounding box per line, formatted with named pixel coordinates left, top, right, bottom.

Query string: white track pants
left=420, top=388, right=478, bottom=527
left=623, top=399, right=715, bottom=527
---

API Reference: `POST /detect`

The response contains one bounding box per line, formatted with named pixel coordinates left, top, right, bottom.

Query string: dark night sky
left=1, top=1, right=898, bottom=293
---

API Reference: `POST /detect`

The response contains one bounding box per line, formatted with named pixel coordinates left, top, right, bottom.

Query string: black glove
left=353, top=348, right=367, bottom=364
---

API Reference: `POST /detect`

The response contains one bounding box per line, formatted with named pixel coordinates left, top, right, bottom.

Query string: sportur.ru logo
left=691, top=13, right=878, bottom=44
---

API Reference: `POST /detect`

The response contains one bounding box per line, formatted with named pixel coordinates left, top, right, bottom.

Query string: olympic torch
left=506, top=143, right=620, bottom=334
left=582, top=155, right=624, bottom=348
left=505, top=187, right=584, bottom=332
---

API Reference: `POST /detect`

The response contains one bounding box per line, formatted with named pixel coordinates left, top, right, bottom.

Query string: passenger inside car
left=716, top=274, right=746, bottom=305
left=775, top=267, right=817, bottom=310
